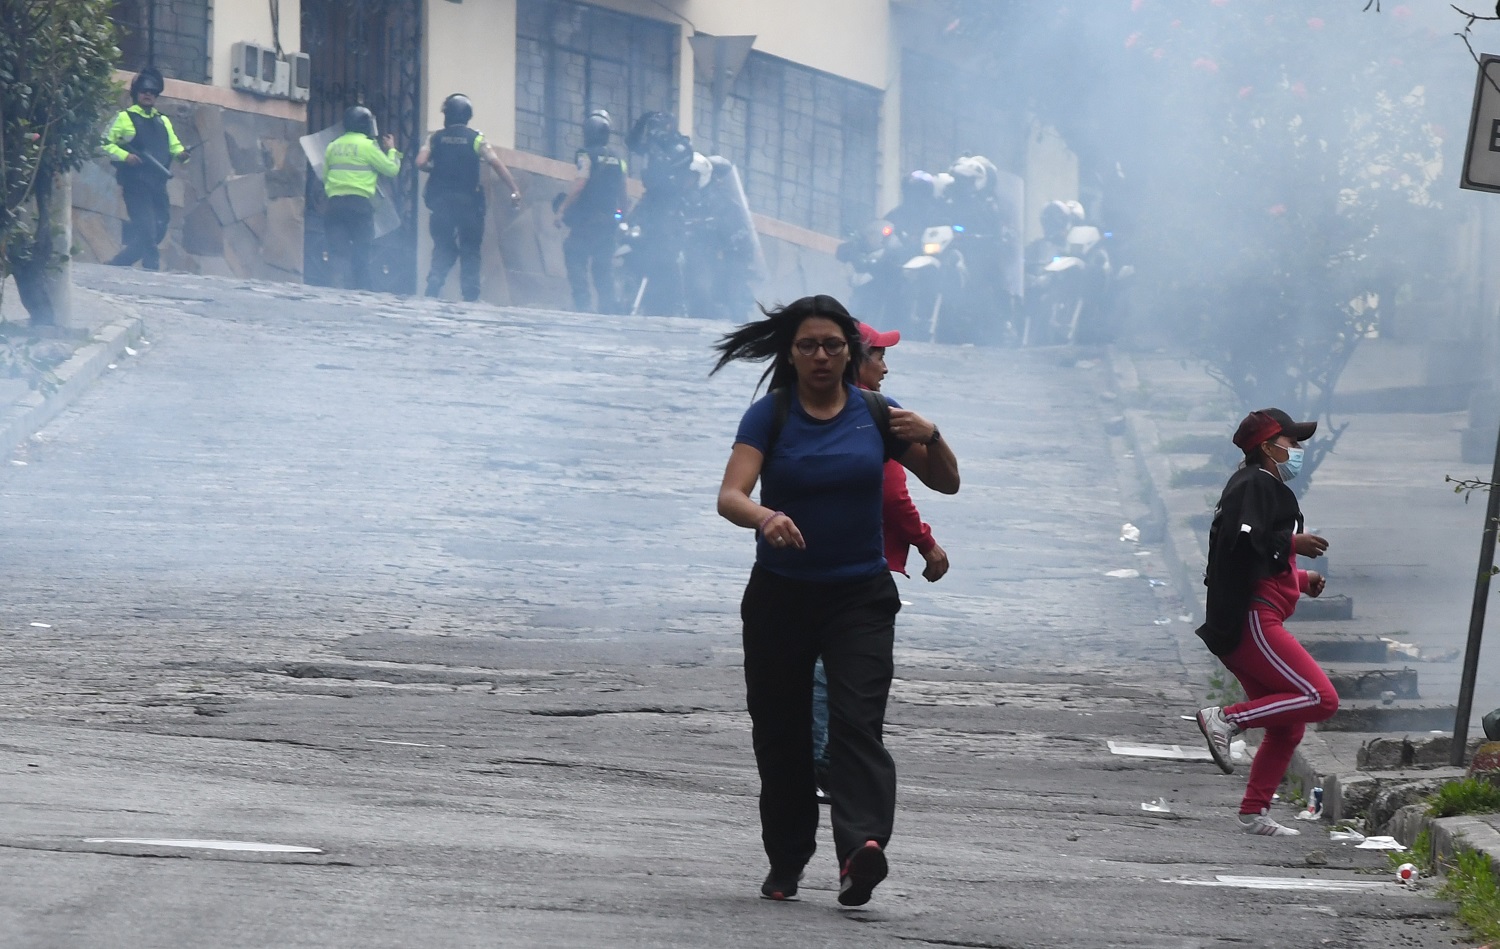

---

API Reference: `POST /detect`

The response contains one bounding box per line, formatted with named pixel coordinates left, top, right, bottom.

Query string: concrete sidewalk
left=1108, top=342, right=1500, bottom=878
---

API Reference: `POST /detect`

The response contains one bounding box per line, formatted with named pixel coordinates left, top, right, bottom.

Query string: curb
left=2, top=314, right=146, bottom=459
left=1389, top=804, right=1500, bottom=881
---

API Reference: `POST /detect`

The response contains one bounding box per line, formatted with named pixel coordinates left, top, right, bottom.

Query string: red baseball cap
left=1232, top=408, right=1317, bottom=452
left=857, top=322, right=900, bottom=349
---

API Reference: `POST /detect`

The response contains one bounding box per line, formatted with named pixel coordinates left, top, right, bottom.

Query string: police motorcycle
left=901, top=156, right=1015, bottom=345
left=1023, top=200, right=1124, bottom=346
left=836, top=171, right=943, bottom=331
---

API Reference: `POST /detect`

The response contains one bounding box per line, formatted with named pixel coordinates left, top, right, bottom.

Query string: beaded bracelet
left=758, top=510, right=784, bottom=536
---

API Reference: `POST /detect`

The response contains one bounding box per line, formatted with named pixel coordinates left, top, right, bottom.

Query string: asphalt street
left=0, top=267, right=1469, bottom=948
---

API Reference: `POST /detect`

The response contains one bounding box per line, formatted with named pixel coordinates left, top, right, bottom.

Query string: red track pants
left=1221, top=607, right=1339, bottom=814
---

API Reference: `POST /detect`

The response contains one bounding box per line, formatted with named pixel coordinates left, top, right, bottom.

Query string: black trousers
left=110, top=179, right=170, bottom=269
left=325, top=194, right=375, bottom=290
left=562, top=218, right=618, bottom=313
left=740, top=565, right=900, bottom=873
left=426, top=192, right=486, bottom=301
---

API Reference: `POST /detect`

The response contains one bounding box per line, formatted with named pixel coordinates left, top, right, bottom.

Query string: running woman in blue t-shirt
left=712, top=295, right=960, bottom=907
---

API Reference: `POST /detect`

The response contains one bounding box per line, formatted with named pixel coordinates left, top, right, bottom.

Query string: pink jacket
left=1251, top=550, right=1310, bottom=620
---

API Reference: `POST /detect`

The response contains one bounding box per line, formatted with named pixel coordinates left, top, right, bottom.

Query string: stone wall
left=73, top=83, right=307, bottom=282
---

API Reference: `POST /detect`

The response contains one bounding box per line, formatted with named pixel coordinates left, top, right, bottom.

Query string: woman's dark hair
left=710, top=294, right=864, bottom=394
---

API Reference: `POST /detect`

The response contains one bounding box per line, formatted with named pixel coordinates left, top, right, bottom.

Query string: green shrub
left=1437, top=849, right=1500, bottom=944
left=1427, top=777, right=1500, bottom=818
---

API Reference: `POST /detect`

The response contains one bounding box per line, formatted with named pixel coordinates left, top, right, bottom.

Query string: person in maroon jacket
left=1194, top=408, right=1338, bottom=837
left=811, top=322, right=949, bottom=801
left=857, top=322, right=949, bottom=579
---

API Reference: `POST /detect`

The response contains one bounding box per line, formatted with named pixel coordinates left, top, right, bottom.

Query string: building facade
left=78, top=0, right=1064, bottom=312
left=76, top=1, right=309, bottom=280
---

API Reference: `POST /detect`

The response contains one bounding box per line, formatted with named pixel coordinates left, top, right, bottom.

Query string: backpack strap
left=765, top=386, right=792, bottom=461
left=856, top=387, right=901, bottom=461
left=767, top=385, right=899, bottom=462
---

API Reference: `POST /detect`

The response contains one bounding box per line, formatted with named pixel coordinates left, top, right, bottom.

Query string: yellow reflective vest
left=324, top=131, right=402, bottom=200
left=102, top=105, right=185, bottom=168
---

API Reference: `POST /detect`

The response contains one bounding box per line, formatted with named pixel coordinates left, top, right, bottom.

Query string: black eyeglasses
left=793, top=338, right=848, bottom=356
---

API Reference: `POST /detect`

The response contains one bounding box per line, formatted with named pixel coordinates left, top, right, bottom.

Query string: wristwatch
left=924, top=426, right=942, bottom=446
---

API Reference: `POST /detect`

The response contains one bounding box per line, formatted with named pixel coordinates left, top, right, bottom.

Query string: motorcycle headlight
left=923, top=242, right=942, bottom=255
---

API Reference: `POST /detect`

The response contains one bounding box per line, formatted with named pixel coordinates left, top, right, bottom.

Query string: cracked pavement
left=0, top=266, right=1471, bottom=948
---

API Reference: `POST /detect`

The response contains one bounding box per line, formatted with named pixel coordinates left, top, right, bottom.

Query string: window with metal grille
left=898, top=49, right=1018, bottom=184
left=111, top=0, right=211, bottom=84
left=515, top=0, right=678, bottom=163
left=695, top=51, right=880, bottom=237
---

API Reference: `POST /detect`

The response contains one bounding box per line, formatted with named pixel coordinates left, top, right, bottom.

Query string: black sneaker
left=837, top=840, right=888, bottom=906
left=761, top=866, right=803, bottom=901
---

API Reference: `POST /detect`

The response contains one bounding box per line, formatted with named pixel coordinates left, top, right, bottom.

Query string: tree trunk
left=10, top=172, right=71, bottom=328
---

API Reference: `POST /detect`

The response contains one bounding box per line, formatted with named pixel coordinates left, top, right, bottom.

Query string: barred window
left=695, top=52, right=880, bottom=237
left=898, top=49, right=1018, bottom=182
left=515, top=0, right=678, bottom=163
left=111, top=0, right=211, bottom=84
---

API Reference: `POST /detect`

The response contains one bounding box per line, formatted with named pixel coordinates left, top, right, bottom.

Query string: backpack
left=764, top=386, right=901, bottom=462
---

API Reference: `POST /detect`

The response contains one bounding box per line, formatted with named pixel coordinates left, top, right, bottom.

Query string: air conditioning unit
left=230, top=41, right=271, bottom=95
left=289, top=52, right=311, bottom=102
left=270, top=58, right=290, bottom=98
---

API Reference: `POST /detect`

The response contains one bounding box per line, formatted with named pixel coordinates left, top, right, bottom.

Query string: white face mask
left=1274, top=445, right=1304, bottom=482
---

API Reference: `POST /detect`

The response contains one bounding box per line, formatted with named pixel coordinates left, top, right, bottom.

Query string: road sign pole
left=1452, top=420, right=1500, bottom=767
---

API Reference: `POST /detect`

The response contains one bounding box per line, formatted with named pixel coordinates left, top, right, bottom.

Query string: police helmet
left=583, top=109, right=612, bottom=147
left=442, top=93, right=473, bottom=125
left=901, top=170, right=936, bottom=202
left=130, top=67, right=165, bottom=99
left=1040, top=199, right=1083, bottom=237
left=343, top=105, right=378, bottom=139
left=949, top=155, right=992, bottom=194
left=689, top=152, right=713, bottom=189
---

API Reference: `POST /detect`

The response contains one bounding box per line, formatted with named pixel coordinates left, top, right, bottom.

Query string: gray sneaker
left=1239, top=809, right=1300, bottom=836
left=1196, top=706, right=1238, bottom=774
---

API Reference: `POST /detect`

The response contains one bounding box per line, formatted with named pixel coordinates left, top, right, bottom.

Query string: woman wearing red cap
left=1194, top=408, right=1338, bottom=836
left=809, top=322, right=950, bottom=802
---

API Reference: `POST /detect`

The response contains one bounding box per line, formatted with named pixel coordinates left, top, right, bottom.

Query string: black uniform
left=107, top=109, right=176, bottom=270
left=563, top=143, right=626, bottom=313
left=424, top=125, right=487, bottom=302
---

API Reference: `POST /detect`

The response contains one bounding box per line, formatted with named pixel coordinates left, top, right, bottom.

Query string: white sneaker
left=1239, top=810, right=1300, bottom=836
left=1196, top=706, right=1239, bottom=774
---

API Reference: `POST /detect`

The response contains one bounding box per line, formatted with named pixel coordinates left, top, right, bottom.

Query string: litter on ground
left=1168, top=875, right=1397, bottom=892
left=1108, top=740, right=1212, bottom=762
left=1355, top=835, right=1407, bottom=851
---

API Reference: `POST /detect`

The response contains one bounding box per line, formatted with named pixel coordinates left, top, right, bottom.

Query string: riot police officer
left=323, top=106, right=402, bottom=291
left=554, top=109, right=627, bottom=313
left=416, top=93, right=522, bottom=302
left=103, top=67, right=189, bottom=271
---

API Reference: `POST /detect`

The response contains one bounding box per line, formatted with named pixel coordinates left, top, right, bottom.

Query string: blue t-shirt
left=735, top=385, right=906, bottom=582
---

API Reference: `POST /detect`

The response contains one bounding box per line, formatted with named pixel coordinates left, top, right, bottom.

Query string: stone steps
left=1320, top=662, right=1419, bottom=700
left=1321, top=700, right=1460, bottom=733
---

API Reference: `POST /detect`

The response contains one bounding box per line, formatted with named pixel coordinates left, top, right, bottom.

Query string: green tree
left=1, top=0, right=120, bottom=324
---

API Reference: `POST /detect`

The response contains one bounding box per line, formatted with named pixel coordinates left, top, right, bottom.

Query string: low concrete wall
left=72, top=75, right=307, bottom=282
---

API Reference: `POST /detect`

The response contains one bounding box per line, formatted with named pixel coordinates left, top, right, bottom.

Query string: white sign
left=1461, top=54, right=1500, bottom=193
